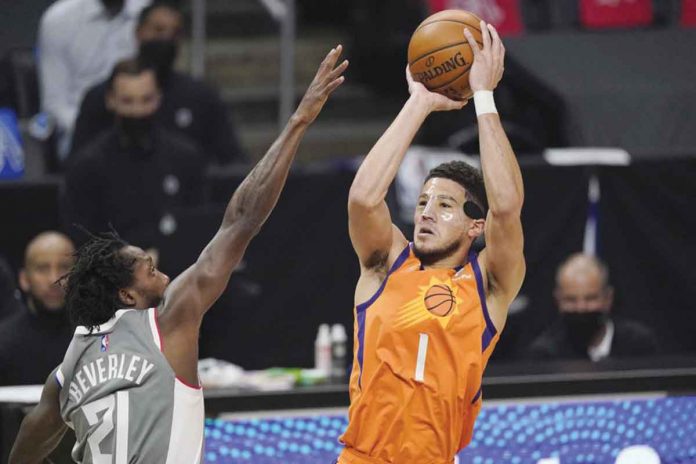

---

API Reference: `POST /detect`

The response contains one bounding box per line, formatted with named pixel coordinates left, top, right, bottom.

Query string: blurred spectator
left=63, top=59, right=206, bottom=250
left=0, top=232, right=75, bottom=385
left=527, top=253, right=658, bottom=361
left=72, top=1, right=246, bottom=165
left=38, top=0, right=151, bottom=159
left=349, top=0, right=427, bottom=96
left=0, top=256, right=22, bottom=322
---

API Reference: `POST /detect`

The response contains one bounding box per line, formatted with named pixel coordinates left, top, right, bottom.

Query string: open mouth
left=418, top=227, right=435, bottom=237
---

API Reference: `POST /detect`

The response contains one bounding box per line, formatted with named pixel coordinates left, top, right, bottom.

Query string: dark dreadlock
left=60, top=230, right=137, bottom=332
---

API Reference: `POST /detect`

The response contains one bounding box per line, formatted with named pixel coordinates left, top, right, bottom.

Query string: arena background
left=1, top=0, right=695, bottom=462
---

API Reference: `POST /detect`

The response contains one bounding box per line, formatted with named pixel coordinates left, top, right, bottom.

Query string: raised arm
left=9, top=369, right=67, bottom=464
left=348, top=68, right=466, bottom=272
left=160, top=46, right=348, bottom=328
left=464, top=23, right=525, bottom=330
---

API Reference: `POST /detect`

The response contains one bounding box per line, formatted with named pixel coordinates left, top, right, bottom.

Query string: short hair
left=60, top=231, right=137, bottom=332
left=556, top=253, right=610, bottom=289
left=425, top=161, right=488, bottom=215
left=137, top=1, right=182, bottom=29
left=106, top=58, right=157, bottom=91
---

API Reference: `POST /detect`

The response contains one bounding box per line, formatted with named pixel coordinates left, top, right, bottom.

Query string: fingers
left=487, top=23, right=502, bottom=51
left=318, top=44, right=343, bottom=77
left=487, top=24, right=504, bottom=61
left=326, top=76, right=346, bottom=94
left=405, top=64, right=415, bottom=85
left=463, top=28, right=481, bottom=56
left=315, top=44, right=348, bottom=92
left=486, top=24, right=505, bottom=81
left=480, top=20, right=491, bottom=51
left=328, top=59, right=349, bottom=81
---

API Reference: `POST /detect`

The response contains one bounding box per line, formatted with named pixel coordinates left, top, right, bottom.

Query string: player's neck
left=418, top=246, right=470, bottom=270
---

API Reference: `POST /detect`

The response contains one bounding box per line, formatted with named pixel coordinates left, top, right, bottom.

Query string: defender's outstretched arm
left=162, top=47, right=348, bottom=326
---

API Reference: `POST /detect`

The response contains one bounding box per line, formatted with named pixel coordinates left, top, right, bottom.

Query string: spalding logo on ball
left=408, top=9, right=484, bottom=101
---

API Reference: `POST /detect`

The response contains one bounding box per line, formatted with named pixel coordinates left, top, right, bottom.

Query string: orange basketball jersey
left=338, top=243, right=500, bottom=464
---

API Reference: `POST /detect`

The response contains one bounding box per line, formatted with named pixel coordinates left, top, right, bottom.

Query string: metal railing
left=190, top=0, right=296, bottom=130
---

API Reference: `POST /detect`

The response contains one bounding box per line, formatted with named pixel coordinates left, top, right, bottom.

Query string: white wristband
left=473, top=90, right=497, bottom=117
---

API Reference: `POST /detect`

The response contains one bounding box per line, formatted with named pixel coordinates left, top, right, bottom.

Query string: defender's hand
left=295, top=45, right=349, bottom=125
left=464, top=21, right=505, bottom=92
left=405, top=65, right=467, bottom=113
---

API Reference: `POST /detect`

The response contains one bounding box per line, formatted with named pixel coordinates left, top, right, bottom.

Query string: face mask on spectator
left=561, top=311, right=607, bottom=350
left=117, top=115, right=155, bottom=153
left=139, top=40, right=178, bottom=83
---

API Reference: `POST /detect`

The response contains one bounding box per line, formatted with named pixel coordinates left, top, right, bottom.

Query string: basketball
left=424, top=284, right=456, bottom=316
left=408, top=10, right=484, bottom=101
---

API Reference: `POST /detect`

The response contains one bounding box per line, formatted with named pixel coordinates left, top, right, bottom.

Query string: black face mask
left=139, top=40, right=179, bottom=84
left=561, top=311, right=607, bottom=351
left=116, top=115, right=155, bottom=154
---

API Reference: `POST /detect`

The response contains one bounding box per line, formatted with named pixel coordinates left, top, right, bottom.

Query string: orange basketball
left=408, top=10, right=484, bottom=101
left=424, top=284, right=456, bottom=316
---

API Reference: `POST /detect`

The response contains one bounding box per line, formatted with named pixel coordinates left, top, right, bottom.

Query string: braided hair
left=60, top=231, right=137, bottom=332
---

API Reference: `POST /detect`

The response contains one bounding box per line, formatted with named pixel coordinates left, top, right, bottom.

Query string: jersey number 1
left=415, top=333, right=429, bottom=382
left=81, top=391, right=129, bottom=463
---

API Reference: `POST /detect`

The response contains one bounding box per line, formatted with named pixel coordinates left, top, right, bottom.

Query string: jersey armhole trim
left=152, top=308, right=203, bottom=389
left=148, top=307, right=163, bottom=351
left=471, top=386, right=482, bottom=404
left=356, top=243, right=411, bottom=314
left=55, top=366, right=64, bottom=388
left=355, top=243, right=411, bottom=389
left=469, top=251, right=497, bottom=351
left=175, top=376, right=203, bottom=390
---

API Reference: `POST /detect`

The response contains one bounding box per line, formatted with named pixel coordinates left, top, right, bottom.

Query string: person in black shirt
left=0, top=232, right=75, bottom=385
left=71, top=1, right=245, bottom=165
left=0, top=256, right=22, bottom=322
left=64, top=59, right=206, bottom=251
left=527, top=253, right=658, bottom=361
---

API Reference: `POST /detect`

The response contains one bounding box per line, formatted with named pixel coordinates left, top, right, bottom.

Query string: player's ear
left=467, top=219, right=485, bottom=239
left=118, top=288, right=136, bottom=307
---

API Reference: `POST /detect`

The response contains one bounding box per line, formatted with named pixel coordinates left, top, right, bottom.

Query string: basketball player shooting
left=338, top=22, right=525, bottom=463
left=9, top=46, right=348, bottom=463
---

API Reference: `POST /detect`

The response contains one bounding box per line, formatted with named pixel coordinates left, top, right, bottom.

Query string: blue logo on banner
left=0, top=108, right=24, bottom=179
left=203, top=396, right=696, bottom=463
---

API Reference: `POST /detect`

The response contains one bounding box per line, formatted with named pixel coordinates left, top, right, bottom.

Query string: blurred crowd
left=0, top=229, right=660, bottom=386
left=2, top=0, right=693, bottom=386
